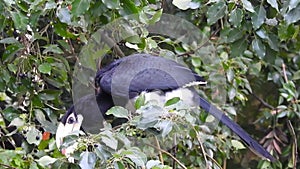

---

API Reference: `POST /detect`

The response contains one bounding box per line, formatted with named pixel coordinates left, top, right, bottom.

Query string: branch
left=0, top=163, right=16, bottom=169
left=287, top=120, right=297, bottom=169
left=177, top=28, right=220, bottom=57
left=145, top=143, right=187, bottom=169
left=252, top=93, right=275, bottom=110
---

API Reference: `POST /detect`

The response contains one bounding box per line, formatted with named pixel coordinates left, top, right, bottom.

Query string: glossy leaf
left=2, top=44, right=23, bottom=63
left=267, top=0, right=279, bottom=11
left=241, top=0, right=255, bottom=13
left=230, top=38, right=248, bottom=56
left=38, top=63, right=52, bottom=74
left=251, top=5, right=266, bottom=29
left=36, top=156, right=57, bottom=167
left=227, top=28, right=244, bottom=43
left=288, top=0, right=299, bottom=10
left=0, top=37, right=19, bottom=44
left=165, top=97, right=180, bottom=106
left=102, top=0, right=120, bottom=9
left=57, top=7, right=71, bottom=24
left=10, top=11, right=28, bottom=30
left=72, top=0, right=91, bottom=16
left=79, top=152, right=97, bottom=169
left=229, top=8, right=243, bottom=28
left=231, top=140, right=246, bottom=149
left=26, top=127, right=42, bottom=145
left=207, top=1, right=227, bottom=25
left=252, top=38, right=266, bottom=59
left=43, top=44, right=64, bottom=54
left=284, top=5, right=300, bottom=24
left=106, top=106, right=129, bottom=119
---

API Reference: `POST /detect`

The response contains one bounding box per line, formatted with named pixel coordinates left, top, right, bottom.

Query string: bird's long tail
left=197, top=96, right=276, bottom=162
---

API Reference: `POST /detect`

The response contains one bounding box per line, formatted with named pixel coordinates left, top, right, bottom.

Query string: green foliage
left=0, top=0, right=299, bottom=168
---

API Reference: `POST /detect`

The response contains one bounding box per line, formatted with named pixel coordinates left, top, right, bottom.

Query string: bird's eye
left=67, top=117, right=75, bottom=124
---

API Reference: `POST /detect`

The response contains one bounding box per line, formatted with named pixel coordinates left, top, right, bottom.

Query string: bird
left=56, top=53, right=276, bottom=162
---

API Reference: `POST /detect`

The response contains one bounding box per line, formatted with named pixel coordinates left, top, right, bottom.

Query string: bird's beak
left=55, top=114, right=83, bottom=155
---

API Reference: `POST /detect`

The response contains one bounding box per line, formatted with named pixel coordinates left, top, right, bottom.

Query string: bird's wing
left=95, top=54, right=205, bottom=98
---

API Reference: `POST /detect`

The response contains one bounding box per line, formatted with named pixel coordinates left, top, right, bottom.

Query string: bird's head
left=55, top=106, right=83, bottom=153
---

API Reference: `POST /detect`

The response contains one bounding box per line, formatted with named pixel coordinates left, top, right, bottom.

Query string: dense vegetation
left=0, top=0, right=299, bottom=168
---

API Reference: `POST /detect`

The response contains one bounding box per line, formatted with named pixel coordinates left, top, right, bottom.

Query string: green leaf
left=191, top=57, right=201, bottom=67
left=293, top=70, right=300, bottom=80
left=207, top=1, right=227, bottom=25
left=79, top=152, right=97, bottom=169
left=72, top=0, right=91, bottom=16
left=137, top=105, right=162, bottom=129
left=38, top=89, right=62, bottom=101
left=148, top=9, right=163, bottom=24
left=57, top=7, right=71, bottom=24
left=165, top=97, right=180, bottom=106
left=44, top=1, right=57, bottom=10
left=8, top=117, right=25, bottom=127
left=251, top=5, right=266, bottom=29
left=146, top=160, right=161, bottom=168
left=226, top=68, right=234, bottom=82
left=230, top=38, right=248, bottom=56
left=36, top=156, right=57, bottom=167
left=288, top=0, right=300, bottom=11
left=53, top=22, right=76, bottom=38
left=228, top=87, right=236, bottom=100
left=3, top=0, right=15, bottom=6
left=26, top=127, right=42, bottom=145
left=229, top=8, right=243, bottom=28
left=284, top=4, right=300, bottom=24
left=224, top=106, right=236, bottom=115
left=249, top=61, right=262, bottom=75
left=38, top=63, right=52, bottom=74
left=34, top=109, right=57, bottom=133
left=278, top=22, right=296, bottom=40
left=267, top=33, right=279, bottom=51
left=2, top=44, right=23, bottom=63
left=252, top=38, right=266, bottom=59
left=172, top=0, right=191, bottom=10
left=43, top=44, right=64, bottom=54
left=119, top=0, right=140, bottom=16
left=7, top=63, right=17, bottom=74
left=227, top=28, right=244, bottom=43
left=0, top=37, right=19, bottom=44
left=172, top=0, right=200, bottom=10
left=117, top=161, right=126, bottom=169
left=241, top=0, right=255, bottom=13
left=106, top=106, right=129, bottom=119
left=135, top=94, right=145, bottom=109
left=102, top=0, right=120, bottom=9
left=158, top=120, right=173, bottom=138
left=101, top=131, right=118, bottom=150
left=267, top=0, right=279, bottom=11
left=231, top=140, right=246, bottom=149
left=10, top=11, right=28, bottom=30
left=123, top=147, right=146, bottom=167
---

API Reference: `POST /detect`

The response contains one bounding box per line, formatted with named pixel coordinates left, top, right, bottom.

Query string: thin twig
left=195, top=130, right=209, bottom=168
left=172, top=134, right=177, bottom=169
left=0, top=163, right=16, bottom=169
left=145, top=143, right=187, bottom=169
left=177, top=28, right=220, bottom=57
left=252, top=93, right=275, bottom=109
left=287, top=120, right=297, bottom=169
left=154, top=136, right=164, bottom=165
left=194, top=128, right=223, bottom=169
left=282, top=63, right=288, bottom=83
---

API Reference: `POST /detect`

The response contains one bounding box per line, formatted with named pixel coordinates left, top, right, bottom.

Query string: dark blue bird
left=56, top=54, right=275, bottom=162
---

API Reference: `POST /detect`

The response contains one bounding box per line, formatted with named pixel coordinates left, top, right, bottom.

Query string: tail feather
left=198, top=96, right=276, bottom=162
